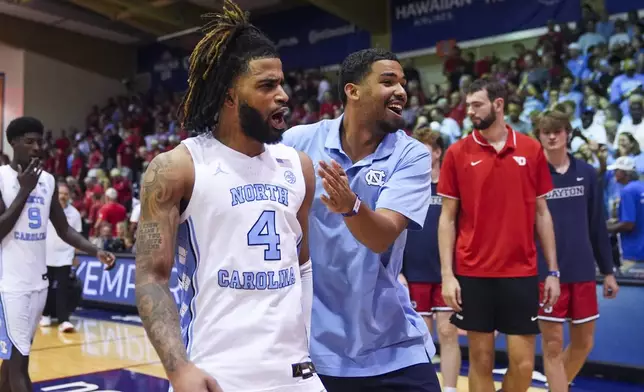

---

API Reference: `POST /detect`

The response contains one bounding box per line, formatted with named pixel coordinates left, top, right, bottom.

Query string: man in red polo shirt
left=437, top=78, right=561, bottom=392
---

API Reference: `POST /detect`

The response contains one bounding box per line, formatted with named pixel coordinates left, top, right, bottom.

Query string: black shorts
left=319, top=363, right=441, bottom=392
left=451, top=275, right=540, bottom=335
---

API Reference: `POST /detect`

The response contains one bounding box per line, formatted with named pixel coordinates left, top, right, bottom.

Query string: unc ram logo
left=365, top=169, right=386, bottom=186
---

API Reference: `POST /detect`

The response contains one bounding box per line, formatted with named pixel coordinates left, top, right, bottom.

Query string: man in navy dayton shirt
left=402, top=128, right=461, bottom=392
left=535, top=110, right=619, bottom=392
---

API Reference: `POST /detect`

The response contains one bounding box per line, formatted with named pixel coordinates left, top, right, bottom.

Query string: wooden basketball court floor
left=1, top=313, right=554, bottom=392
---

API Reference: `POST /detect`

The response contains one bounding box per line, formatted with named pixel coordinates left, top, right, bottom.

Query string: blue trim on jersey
left=175, top=218, right=201, bottom=356
left=186, top=217, right=201, bottom=356
left=0, top=293, right=15, bottom=359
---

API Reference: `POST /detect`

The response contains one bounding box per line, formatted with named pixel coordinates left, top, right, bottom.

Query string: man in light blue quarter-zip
left=282, top=48, right=440, bottom=392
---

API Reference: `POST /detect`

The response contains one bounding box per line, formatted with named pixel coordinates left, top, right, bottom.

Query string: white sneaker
left=39, top=316, right=51, bottom=327
left=58, top=321, right=75, bottom=333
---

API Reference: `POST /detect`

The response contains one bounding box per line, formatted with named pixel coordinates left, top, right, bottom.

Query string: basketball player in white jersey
left=0, top=116, right=115, bottom=392
left=134, top=2, right=322, bottom=392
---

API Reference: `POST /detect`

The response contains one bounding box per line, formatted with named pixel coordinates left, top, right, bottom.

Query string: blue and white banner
left=76, top=254, right=181, bottom=308
left=606, top=0, right=641, bottom=14
left=391, top=0, right=582, bottom=53
left=252, top=5, right=370, bottom=70
left=136, top=5, right=370, bottom=92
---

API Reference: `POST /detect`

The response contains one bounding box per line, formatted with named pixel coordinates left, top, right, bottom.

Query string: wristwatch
left=342, top=195, right=361, bottom=217
left=548, top=270, right=560, bottom=278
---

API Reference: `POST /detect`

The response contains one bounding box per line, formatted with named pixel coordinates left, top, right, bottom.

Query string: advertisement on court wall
left=136, top=5, right=370, bottom=93
left=74, top=254, right=644, bottom=369
left=75, top=254, right=181, bottom=308
left=390, top=0, right=582, bottom=53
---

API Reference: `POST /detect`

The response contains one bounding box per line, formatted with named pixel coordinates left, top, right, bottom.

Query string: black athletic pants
left=43, top=265, right=73, bottom=323
left=319, top=362, right=442, bottom=392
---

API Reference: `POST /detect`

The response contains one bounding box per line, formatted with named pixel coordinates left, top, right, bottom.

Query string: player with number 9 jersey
left=0, top=164, right=54, bottom=293
left=0, top=117, right=115, bottom=390
left=0, top=161, right=54, bottom=366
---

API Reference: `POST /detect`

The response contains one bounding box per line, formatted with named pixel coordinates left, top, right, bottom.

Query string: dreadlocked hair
left=179, top=0, right=278, bottom=133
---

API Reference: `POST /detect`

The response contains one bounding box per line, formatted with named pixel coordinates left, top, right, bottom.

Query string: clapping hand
left=318, top=160, right=356, bottom=214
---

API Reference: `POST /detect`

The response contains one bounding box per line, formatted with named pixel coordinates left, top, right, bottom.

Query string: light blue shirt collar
left=324, top=114, right=398, bottom=165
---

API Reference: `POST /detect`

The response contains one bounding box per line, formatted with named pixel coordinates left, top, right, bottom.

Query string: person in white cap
left=94, top=187, right=126, bottom=237
left=607, top=156, right=644, bottom=272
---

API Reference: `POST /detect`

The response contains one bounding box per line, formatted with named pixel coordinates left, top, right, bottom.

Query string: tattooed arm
left=135, top=146, right=194, bottom=379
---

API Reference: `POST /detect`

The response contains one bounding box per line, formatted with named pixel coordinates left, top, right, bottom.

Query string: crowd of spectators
left=14, top=5, right=642, bottom=268
left=400, top=7, right=644, bottom=273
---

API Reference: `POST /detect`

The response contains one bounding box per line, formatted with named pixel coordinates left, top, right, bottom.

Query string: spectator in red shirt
left=117, top=138, right=136, bottom=169
left=55, top=130, right=71, bottom=153
left=437, top=78, right=560, bottom=392
left=444, top=46, right=466, bottom=91
left=447, top=91, right=466, bottom=127
left=44, top=149, right=56, bottom=174
left=54, top=147, right=67, bottom=177
left=95, top=188, right=127, bottom=237
left=538, top=20, right=565, bottom=57
left=474, top=56, right=493, bottom=77
left=87, top=142, right=104, bottom=170
left=319, top=91, right=340, bottom=119
left=110, top=168, right=133, bottom=211
left=84, top=179, right=104, bottom=209
left=87, top=189, right=104, bottom=238
left=300, top=99, right=319, bottom=124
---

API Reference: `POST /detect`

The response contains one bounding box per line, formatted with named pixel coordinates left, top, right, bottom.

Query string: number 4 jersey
left=0, top=165, right=55, bottom=293
left=175, top=134, right=321, bottom=391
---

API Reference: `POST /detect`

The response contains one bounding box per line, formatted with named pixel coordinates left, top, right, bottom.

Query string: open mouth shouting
left=269, top=107, right=289, bottom=130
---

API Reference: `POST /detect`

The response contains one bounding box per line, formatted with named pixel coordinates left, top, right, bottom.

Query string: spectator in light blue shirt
left=595, top=12, right=614, bottom=41
left=505, top=102, right=531, bottom=134
left=282, top=48, right=440, bottom=392
left=558, top=76, right=584, bottom=119
left=607, top=157, right=644, bottom=268
left=609, top=59, right=644, bottom=118
left=578, top=20, right=607, bottom=54
left=566, top=43, right=587, bottom=82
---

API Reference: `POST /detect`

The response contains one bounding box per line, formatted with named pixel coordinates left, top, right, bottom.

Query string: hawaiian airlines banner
left=390, top=0, right=581, bottom=53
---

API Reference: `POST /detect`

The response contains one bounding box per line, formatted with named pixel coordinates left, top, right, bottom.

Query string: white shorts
left=0, top=289, right=47, bottom=358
